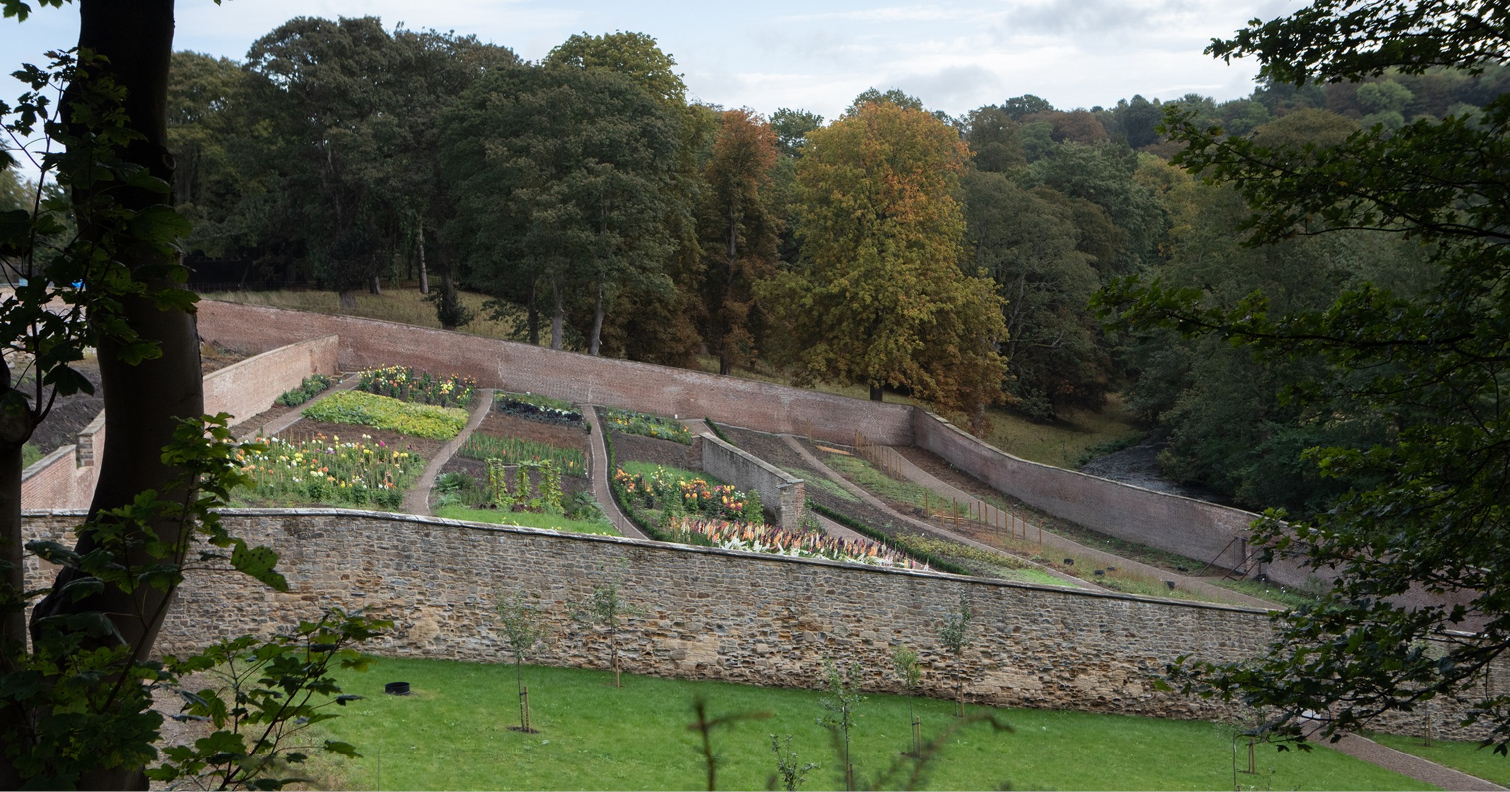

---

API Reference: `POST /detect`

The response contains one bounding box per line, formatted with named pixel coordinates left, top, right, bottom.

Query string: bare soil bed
left=610, top=430, right=699, bottom=470
left=436, top=455, right=591, bottom=504
left=477, top=412, right=588, bottom=453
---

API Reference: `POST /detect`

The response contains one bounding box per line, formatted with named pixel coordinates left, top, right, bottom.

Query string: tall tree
left=763, top=100, right=1005, bottom=425
left=1100, top=0, right=1510, bottom=749
left=699, top=109, right=780, bottom=375
left=441, top=64, right=677, bottom=354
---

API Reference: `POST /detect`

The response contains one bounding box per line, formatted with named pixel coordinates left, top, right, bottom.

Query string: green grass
left=1211, top=578, right=1322, bottom=610
left=982, top=394, right=1144, bottom=469
left=1367, top=733, right=1510, bottom=785
left=303, top=391, right=469, bottom=440
left=618, top=460, right=726, bottom=487
left=789, top=468, right=860, bottom=502
left=311, top=656, right=1428, bottom=791
left=433, top=505, right=618, bottom=536
left=822, top=452, right=936, bottom=510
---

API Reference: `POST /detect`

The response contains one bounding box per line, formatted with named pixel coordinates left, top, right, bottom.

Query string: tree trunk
left=417, top=229, right=429, bottom=295
left=22, top=3, right=204, bottom=786
left=527, top=280, right=539, bottom=346
left=368, top=273, right=381, bottom=296
left=589, top=282, right=604, bottom=356
left=1, top=438, right=27, bottom=663
left=550, top=276, right=564, bottom=351
left=339, top=289, right=357, bottom=309
left=719, top=354, right=730, bottom=376
left=870, top=384, right=883, bottom=402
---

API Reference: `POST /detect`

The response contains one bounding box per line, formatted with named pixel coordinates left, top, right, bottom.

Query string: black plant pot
left=385, top=681, right=411, bottom=696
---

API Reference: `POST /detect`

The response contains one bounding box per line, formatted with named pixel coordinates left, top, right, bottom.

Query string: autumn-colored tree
left=699, top=109, right=780, bottom=375
left=763, top=101, right=1005, bottom=427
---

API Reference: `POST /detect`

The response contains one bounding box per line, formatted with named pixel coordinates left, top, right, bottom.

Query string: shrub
left=460, top=433, right=585, bottom=476
left=238, top=434, right=423, bottom=508
left=602, top=407, right=691, bottom=444
left=613, top=467, right=760, bottom=522
left=303, top=391, right=468, bottom=439
left=275, top=373, right=334, bottom=407
left=356, top=365, right=476, bottom=408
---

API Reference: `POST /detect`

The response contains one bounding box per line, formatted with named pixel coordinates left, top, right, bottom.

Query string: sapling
left=817, top=658, right=866, bottom=791
left=770, top=733, right=819, bottom=791
left=937, top=592, right=974, bottom=716
left=890, top=644, right=923, bottom=755
left=686, top=694, right=770, bottom=791
left=573, top=563, right=638, bottom=687
left=496, top=592, right=547, bottom=732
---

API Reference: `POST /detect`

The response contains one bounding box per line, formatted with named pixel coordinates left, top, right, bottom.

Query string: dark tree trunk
left=589, top=282, right=604, bottom=356
left=417, top=229, right=429, bottom=295
left=22, top=3, right=203, bottom=787
left=870, top=384, right=883, bottom=402
left=550, top=276, right=564, bottom=351
left=1, top=358, right=35, bottom=661
left=368, top=273, right=381, bottom=296
left=338, top=289, right=357, bottom=309
left=527, top=280, right=539, bottom=346
left=719, top=354, right=731, bottom=376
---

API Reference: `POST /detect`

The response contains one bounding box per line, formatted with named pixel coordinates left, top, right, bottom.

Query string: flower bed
left=495, top=391, right=582, bottom=426
left=459, top=433, right=585, bottom=477
left=613, top=466, right=761, bottom=522
left=665, top=515, right=926, bottom=569
left=237, top=434, right=422, bottom=509
left=275, top=373, right=334, bottom=407
left=303, top=391, right=468, bottom=440
left=357, top=365, right=476, bottom=408
left=603, top=407, right=690, bottom=444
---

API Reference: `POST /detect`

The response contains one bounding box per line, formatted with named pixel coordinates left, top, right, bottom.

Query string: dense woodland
left=6, top=17, right=1506, bottom=519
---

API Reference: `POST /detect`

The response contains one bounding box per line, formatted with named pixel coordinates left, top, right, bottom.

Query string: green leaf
left=231, top=540, right=288, bottom=592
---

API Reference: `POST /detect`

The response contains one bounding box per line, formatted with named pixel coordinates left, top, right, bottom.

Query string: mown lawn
left=309, top=657, right=1430, bottom=791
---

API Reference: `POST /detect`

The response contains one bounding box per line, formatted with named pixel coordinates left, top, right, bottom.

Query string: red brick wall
left=198, top=301, right=917, bottom=444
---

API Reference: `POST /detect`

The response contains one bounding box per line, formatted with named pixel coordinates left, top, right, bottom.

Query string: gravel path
left=1298, top=719, right=1506, bottom=790
left=401, top=389, right=494, bottom=516
left=780, top=435, right=1088, bottom=589
left=585, top=405, right=647, bottom=540
left=880, top=447, right=1278, bottom=610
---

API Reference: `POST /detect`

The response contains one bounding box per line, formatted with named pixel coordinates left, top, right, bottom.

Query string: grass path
left=310, top=656, right=1430, bottom=791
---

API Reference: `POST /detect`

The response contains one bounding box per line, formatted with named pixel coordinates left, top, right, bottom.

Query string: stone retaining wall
left=20, top=508, right=1503, bottom=740
left=700, top=432, right=805, bottom=530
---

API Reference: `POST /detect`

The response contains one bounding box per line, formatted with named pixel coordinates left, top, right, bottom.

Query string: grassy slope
left=312, top=657, right=1428, bottom=791
left=1366, top=733, right=1510, bottom=786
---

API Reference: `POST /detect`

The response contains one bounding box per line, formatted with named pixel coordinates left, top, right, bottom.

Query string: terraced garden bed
left=233, top=424, right=439, bottom=509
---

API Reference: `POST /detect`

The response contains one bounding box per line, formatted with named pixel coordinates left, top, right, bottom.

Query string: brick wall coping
left=21, top=444, right=73, bottom=481
left=22, top=506, right=1272, bottom=617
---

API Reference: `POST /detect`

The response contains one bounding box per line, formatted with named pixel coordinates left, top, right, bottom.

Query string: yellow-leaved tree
left=762, top=100, right=1006, bottom=431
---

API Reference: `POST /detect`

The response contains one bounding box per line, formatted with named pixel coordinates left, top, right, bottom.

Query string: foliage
left=302, top=391, right=467, bottom=440
left=238, top=433, right=420, bottom=510
left=770, top=733, right=819, bottom=791
left=483, top=458, right=565, bottom=515
left=613, top=466, right=758, bottom=522
left=937, top=593, right=974, bottom=716
left=891, top=644, right=924, bottom=757
left=147, top=609, right=389, bottom=790
left=274, top=373, right=334, bottom=407
left=761, top=100, right=1006, bottom=427
left=356, top=365, right=475, bottom=409
left=461, top=433, right=586, bottom=477
left=432, top=504, right=618, bottom=536
left=1098, top=0, right=1510, bottom=750
left=817, top=658, right=865, bottom=791
left=602, top=406, right=692, bottom=443
left=662, top=515, right=927, bottom=570
left=496, top=592, right=547, bottom=732
left=496, top=390, right=579, bottom=418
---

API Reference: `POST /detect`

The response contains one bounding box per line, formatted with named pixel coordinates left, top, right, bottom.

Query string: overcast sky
left=3, top=0, right=1290, bottom=124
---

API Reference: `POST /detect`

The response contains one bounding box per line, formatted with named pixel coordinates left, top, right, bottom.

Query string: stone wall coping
left=916, top=407, right=1266, bottom=522
left=699, top=431, right=801, bottom=489
left=23, top=506, right=1271, bottom=616
left=22, top=444, right=74, bottom=481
